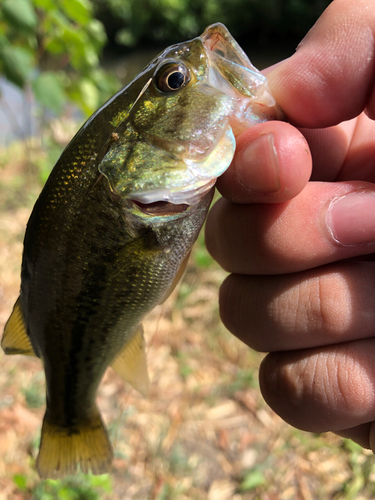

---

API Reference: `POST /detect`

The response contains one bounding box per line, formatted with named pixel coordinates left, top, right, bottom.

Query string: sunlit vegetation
left=0, top=0, right=119, bottom=115
left=93, top=0, right=332, bottom=49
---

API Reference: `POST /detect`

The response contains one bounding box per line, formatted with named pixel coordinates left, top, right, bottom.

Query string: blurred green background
left=0, top=0, right=331, bottom=118
left=3, top=1, right=375, bottom=500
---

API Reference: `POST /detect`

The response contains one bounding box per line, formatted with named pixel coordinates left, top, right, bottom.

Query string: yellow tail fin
left=36, top=409, right=113, bottom=479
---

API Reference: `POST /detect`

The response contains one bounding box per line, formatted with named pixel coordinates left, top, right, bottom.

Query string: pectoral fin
left=111, top=324, right=149, bottom=396
left=1, top=296, right=35, bottom=356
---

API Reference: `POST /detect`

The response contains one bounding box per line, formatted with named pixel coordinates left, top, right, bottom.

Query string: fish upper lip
left=201, top=23, right=283, bottom=120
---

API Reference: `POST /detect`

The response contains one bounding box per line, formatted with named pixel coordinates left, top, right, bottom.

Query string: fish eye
left=155, top=62, right=190, bottom=93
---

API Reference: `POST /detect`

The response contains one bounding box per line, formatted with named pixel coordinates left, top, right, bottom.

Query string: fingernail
left=327, top=190, right=375, bottom=245
left=235, top=133, right=280, bottom=193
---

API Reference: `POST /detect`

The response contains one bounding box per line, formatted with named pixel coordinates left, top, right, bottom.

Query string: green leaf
left=79, top=78, right=100, bottom=114
left=0, top=45, right=34, bottom=87
left=0, top=33, right=9, bottom=51
left=193, top=246, right=214, bottom=269
left=57, top=486, right=79, bottom=500
left=86, top=19, right=107, bottom=47
left=115, top=28, right=137, bottom=47
left=87, top=473, right=112, bottom=492
left=1, top=0, right=37, bottom=32
left=47, top=9, right=71, bottom=30
left=61, top=0, right=92, bottom=25
left=45, top=38, right=66, bottom=55
left=32, top=72, right=66, bottom=114
left=82, top=45, right=99, bottom=68
left=89, top=68, right=119, bottom=100
left=343, top=439, right=363, bottom=455
left=33, top=0, right=56, bottom=8
left=68, top=78, right=100, bottom=115
left=60, top=24, right=83, bottom=46
left=13, top=474, right=28, bottom=491
left=240, top=470, right=265, bottom=491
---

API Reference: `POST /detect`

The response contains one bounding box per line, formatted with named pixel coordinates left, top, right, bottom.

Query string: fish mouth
left=128, top=177, right=216, bottom=206
left=202, top=23, right=284, bottom=133
left=131, top=199, right=190, bottom=216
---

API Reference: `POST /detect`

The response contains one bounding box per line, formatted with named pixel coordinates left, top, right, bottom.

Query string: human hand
left=205, top=0, right=375, bottom=449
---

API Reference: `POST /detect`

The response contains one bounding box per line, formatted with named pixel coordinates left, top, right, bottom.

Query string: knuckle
left=314, top=272, right=352, bottom=335
left=269, top=270, right=353, bottom=339
left=261, top=343, right=375, bottom=433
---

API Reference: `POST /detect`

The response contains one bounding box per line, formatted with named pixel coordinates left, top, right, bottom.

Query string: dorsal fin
left=2, top=296, right=35, bottom=356
left=111, top=323, right=149, bottom=396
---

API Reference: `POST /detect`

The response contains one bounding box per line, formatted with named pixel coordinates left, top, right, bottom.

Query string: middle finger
left=219, top=261, right=375, bottom=352
left=206, top=181, right=375, bottom=275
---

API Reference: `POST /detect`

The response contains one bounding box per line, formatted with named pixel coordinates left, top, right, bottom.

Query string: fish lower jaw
left=129, top=178, right=216, bottom=206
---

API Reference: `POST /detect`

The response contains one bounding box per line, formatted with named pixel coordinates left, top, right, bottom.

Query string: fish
left=1, top=23, right=282, bottom=479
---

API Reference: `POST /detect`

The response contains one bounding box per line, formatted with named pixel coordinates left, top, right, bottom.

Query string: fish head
left=99, top=23, right=283, bottom=208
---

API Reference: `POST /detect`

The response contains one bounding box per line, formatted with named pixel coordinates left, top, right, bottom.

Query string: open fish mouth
left=131, top=199, right=191, bottom=216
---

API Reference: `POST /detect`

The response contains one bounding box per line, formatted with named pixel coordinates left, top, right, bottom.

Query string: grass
left=0, top=130, right=375, bottom=499
left=30, top=473, right=112, bottom=500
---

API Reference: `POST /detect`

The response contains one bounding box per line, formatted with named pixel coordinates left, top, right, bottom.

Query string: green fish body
left=2, top=23, right=281, bottom=478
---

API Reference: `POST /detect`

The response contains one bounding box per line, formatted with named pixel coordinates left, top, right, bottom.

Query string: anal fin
left=111, top=324, right=149, bottom=396
left=2, top=296, right=35, bottom=356
left=36, top=407, right=113, bottom=479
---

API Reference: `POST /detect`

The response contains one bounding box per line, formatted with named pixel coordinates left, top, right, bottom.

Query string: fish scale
left=35, top=176, right=207, bottom=413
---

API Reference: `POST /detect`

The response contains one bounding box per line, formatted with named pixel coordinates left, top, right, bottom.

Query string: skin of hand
left=205, top=0, right=375, bottom=449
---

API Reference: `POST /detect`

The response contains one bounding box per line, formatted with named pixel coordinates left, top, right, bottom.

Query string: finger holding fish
left=215, top=120, right=312, bottom=204
left=206, top=0, right=375, bottom=452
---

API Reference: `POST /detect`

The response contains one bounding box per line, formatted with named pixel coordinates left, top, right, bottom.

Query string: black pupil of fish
left=167, top=71, right=185, bottom=89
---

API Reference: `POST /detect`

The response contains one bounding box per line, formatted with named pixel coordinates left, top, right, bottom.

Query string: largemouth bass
left=2, top=23, right=281, bottom=478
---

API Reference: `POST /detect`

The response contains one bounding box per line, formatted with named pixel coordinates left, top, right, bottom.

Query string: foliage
left=338, top=440, right=375, bottom=500
left=13, top=472, right=113, bottom=499
left=239, top=468, right=265, bottom=491
left=0, top=0, right=330, bottom=117
left=0, top=0, right=119, bottom=116
left=93, top=0, right=331, bottom=49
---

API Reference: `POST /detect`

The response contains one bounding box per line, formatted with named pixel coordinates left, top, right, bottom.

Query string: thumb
left=267, top=0, right=375, bottom=128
